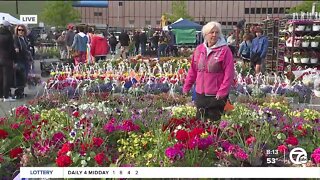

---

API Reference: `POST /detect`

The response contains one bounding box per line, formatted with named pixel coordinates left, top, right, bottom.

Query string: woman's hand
left=216, top=95, right=225, bottom=100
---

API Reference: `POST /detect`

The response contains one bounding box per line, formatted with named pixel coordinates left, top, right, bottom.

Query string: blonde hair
left=14, top=24, right=27, bottom=36
left=202, top=21, right=222, bottom=38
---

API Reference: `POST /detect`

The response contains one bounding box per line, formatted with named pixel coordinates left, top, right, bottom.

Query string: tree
left=288, top=0, right=320, bottom=13
left=163, top=1, right=193, bottom=23
left=40, top=1, right=81, bottom=27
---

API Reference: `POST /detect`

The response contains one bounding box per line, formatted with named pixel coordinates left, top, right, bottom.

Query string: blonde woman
left=183, top=21, right=235, bottom=121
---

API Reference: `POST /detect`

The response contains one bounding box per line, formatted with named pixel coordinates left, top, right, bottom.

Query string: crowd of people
left=0, top=20, right=35, bottom=102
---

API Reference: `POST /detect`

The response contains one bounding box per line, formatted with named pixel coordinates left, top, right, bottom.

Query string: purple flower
left=221, top=140, right=231, bottom=151
left=103, top=123, right=116, bottom=133
left=52, top=132, right=66, bottom=144
left=197, top=136, right=214, bottom=150
left=219, top=120, right=229, bottom=129
left=165, top=147, right=184, bottom=161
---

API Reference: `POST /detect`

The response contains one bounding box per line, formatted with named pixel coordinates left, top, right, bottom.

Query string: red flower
left=0, top=117, right=7, bottom=125
left=72, top=111, right=80, bottom=118
left=277, top=144, right=288, bottom=154
left=0, top=154, right=3, bottom=163
left=23, top=130, right=32, bottom=141
left=245, top=136, right=256, bottom=145
left=285, top=136, right=299, bottom=146
left=297, top=125, right=307, bottom=136
left=175, top=129, right=189, bottom=141
left=9, top=147, right=23, bottom=159
left=58, top=143, right=72, bottom=157
left=94, top=152, right=108, bottom=165
left=92, top=137, right=104, bottom=147
left=56, top=155, right=72, bottom=167
left=0, top=129, right=8, bottom=139
left=189, top=127, right=204, bottom=139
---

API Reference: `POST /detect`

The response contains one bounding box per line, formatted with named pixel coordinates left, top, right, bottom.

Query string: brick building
left=74, top=0, right=302, bottom=30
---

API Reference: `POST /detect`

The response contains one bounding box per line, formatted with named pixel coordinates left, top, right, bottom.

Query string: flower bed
left=0, top=91, right=319, bottom=178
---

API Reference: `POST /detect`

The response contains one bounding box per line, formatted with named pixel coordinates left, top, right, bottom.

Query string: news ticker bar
left=20, top=167, right=320, bottom=178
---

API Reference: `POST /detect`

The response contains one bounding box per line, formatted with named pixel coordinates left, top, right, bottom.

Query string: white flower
left=66, top=151, right=72, bottom=156
left=81, top=160, right=87, bottom=167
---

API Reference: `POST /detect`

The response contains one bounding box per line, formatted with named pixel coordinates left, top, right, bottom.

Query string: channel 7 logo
left=289, top=147, right=308, bottom=165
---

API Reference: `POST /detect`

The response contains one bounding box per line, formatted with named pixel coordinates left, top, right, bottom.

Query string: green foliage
left=288, top=0, right=320, bottom=13
left=40, top=1, right=81, bottom=27
left=164, top=1, right=194, bottom=23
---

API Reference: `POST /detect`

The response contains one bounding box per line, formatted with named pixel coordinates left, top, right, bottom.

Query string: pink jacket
left=183, top=39, right=234, bottom=97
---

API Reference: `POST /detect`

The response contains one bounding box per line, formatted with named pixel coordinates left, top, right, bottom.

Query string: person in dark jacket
left=139, top=30, right=148, bottom=56
left=108, top=33, right=118, bottom=55
left=13, top=24, right=32, bottom=99
left=250, top=26, right=268, bottom=75
left=0, top=21, right=16, bottom=101
left=65, top=24, right=76, bottom=59
left=118, top=30, right=130, bottom=59
left=133, top=30, right=140, bottom=55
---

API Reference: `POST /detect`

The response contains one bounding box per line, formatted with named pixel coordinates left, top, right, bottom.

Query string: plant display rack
left=262, top=18, right=280, bottom=73
left=277, top=18, right=288, bottom=72
left=281, top=12, right=320, bottom=72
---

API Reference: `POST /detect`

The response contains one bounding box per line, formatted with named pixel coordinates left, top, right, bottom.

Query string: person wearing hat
left=0, top=20, right=16, bottom=101
left=250, top=26, right=268, bottom=75
left=66, top=24, right=75, bottom=59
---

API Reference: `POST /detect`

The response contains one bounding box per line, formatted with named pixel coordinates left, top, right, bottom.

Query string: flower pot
left=314, top=90, right=320, bottom=97
left=311, top=58, right=318, bottom=64
left=305, top=26, right=312, bottom=31
left=301, top=41, right=310, bottom=47
left=284, top=56, right=290, bottom=63
left=313, top=24, right=320, bottom=31
left=293, top=57, right=300, bottom=63
left=311, top=41, right=319, bottom=47
left=295, top=25, right=305, bottom=31
left=301, top=57, right=309, bottom=64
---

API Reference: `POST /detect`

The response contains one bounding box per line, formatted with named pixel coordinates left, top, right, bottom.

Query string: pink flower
left=245, top=136, right=256, bottom=145
left=311, top=147, right=320, bottom=164
left=234, top=149, right=248, bottom=161
left=15, top=106, right=30, bottom=118
left=277, top=144, right=288, bottom=154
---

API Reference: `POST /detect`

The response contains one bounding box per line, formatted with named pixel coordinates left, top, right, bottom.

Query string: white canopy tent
left=162, top=18, right=184, bottom=31
left=0, top=12, right=23, bottom=25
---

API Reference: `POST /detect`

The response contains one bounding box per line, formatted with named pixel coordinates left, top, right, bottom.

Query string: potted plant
left=284, top=51, right=291, bottom=63
left=305, top=25, right=312, bottom=31
left=312, top=21, right=320, bottom=31
left=288, top=24, right=294, bottom=32
left=295, top=24, right=305, bottom=31
left=301, top=36, right=311, bottom=47
left=300, top=51, right=309, bottom=64
left=311, top=36, right=320, bottom=47
left=310, top=51, right=319, bottom=64
left=292, top=52, right=301, bottom=63
left=314, top=76, right=320, bottom=97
